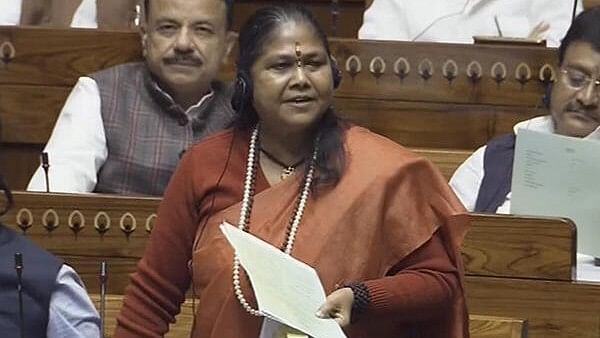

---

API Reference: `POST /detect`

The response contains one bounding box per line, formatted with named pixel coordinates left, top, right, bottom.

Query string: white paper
left=220, top=222, right=347, bottom=338
left=511, top=129, right=600, bottom=257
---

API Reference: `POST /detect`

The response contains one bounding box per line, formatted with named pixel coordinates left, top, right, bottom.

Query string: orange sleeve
left=114, top=150, right=201, bottom=337
left=363, top=229, right=460, bottom=322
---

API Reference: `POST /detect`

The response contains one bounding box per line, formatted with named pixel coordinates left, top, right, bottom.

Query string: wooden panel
left=337, top=99, right=545, bottom=148
left=0, top=85, right=67, bottom=144
left=0, top=192, right=160, bottom=293
left=0, top=192, right=578, bottom=291
left=90, top=294, right=194, bottom=338
left=584, top=0, right=600, bottom=9
left=470, top=314, right=527, bottom=338
left=0, top=27, right=556, bottom=106
left=412, top=148, right=472, bottom=180
left=0, top=28, right=142, bottom=87
left=331, top=38, right=555, bottom=106
left=0, top=85, right=546, bottom=148
left=0, top=144, right=43, bottom=190
left=465, top=276, right=600, bottom=338
left=463, top=214, right=576, bottom=281
left=90, top=294, right=527, bottom=338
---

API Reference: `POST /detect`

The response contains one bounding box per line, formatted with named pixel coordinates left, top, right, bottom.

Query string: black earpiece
left=231, top=71, right=252, bottom=113
left=331, top=57, right=342, bottom=89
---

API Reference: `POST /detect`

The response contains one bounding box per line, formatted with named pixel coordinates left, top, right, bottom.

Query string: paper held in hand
left=219, top=222, right=347, bottom=338
left=511, top=128, right=600, bottom=257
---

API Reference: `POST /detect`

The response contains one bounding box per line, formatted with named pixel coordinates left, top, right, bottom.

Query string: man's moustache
left=163, top=55, right=203, bottom=66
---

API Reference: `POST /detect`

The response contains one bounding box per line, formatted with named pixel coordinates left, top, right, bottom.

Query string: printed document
left=220, top=222, right=347, bottom=338
left=511, top=129, right=600, bottom=257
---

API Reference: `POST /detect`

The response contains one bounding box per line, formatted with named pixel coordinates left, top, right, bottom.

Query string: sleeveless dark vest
left=474, top=134, right=516, bottom=213
left=91, top=62, right=235, bottom=196
left=0, top=226, right=62, bottom=337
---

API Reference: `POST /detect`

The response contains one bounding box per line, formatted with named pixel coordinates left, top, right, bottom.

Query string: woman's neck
left=259, top=126, right=313, bottom=166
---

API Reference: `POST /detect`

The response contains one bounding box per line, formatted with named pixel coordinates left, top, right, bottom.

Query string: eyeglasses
left=560, top=68, right=600, bottom=93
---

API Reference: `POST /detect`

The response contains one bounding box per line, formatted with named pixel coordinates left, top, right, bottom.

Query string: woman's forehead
left=261, top=21, right=326, bottom=55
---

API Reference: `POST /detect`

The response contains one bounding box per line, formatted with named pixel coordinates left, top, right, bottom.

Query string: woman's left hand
left=315, top=287, right=354, bottom=328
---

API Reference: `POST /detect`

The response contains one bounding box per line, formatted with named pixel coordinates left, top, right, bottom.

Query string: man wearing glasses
left=450, top=6, right=600, bottom=214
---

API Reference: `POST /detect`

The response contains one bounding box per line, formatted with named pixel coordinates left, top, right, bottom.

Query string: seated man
left=0, top=174, right=100, bottom=337
left=359, top=0, right=583, bottom=47
left=27, top=0, right=236, bottom=196
left=450, top=6, right=600, bottom=213
left=1, top=0, right=138, bottom=29
left=450, top=6, right=600, bottom=278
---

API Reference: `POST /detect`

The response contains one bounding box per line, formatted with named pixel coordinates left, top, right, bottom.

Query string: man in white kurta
left=359, top=0, right=583, bottom=47
left=0, top=0, right=97, bottom=27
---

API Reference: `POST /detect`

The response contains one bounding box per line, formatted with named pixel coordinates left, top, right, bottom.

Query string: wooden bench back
left=0, top=27, right=554, bottom=188
left=0, top=191, right=576, bottom=293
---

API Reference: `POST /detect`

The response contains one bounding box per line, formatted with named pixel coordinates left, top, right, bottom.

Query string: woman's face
left=250, top=21, right=334, bottom=135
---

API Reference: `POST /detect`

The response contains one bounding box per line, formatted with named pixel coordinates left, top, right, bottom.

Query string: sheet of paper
left=220, top=222, right=347, bottom=338
left=511, top=129, right=600, bottom=257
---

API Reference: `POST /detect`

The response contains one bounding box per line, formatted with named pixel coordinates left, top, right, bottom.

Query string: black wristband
left=346, top=282, right=370, bottom=321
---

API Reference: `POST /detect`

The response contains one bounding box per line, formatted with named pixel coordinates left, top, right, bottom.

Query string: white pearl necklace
left=232, top=125, right=318, bottom=317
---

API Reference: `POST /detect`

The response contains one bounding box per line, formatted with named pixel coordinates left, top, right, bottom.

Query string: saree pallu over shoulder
left=189, top=127, right=469, bottom=338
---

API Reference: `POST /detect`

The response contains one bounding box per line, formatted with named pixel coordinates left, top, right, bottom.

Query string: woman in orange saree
left=115, top=4, right=469, bottom=338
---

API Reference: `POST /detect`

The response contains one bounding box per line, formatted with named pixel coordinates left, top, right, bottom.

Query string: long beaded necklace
left=232, top=125, right=319, bottom=317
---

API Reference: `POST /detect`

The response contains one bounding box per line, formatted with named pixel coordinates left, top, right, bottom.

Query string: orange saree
left=115, top=126, right=469, bottom=338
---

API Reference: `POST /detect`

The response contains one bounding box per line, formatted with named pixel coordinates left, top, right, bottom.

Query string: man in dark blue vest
left=450, top=6, right=600, bottom=214
left=0, top=175, right=100, bottom=337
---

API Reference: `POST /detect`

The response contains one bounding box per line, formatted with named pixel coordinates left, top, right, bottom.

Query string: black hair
left=558, top=6, right=600, bottom=65
left=0, top=175, right=13, bottom=217
left=144, top=0, right=234, bottom=30
left=231, top=3, right=345, bottom=189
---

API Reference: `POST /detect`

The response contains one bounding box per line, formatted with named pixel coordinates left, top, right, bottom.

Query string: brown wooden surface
left=0, top=191, right=578, bottom=292
left=463, top=213, right=576, bottom=281
left=466, top=276, right=600, bottom=338
left=91, top=293, right=527, bottom=338
left=90, top=294, right=194, bottom=338
left=585, top=0, right=600, bottom=9
left=469, top=314, right=527, bottom=338
left=0, top=192, right=596, bottom=338
left=0, top=144, right=44, bottom=190
left=412, top=148, right=472, bottom=179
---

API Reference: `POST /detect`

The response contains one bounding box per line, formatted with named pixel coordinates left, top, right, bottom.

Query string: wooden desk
left=0, top=192, right=592, bottom=338
left=90, top=293, right=527, bottom=338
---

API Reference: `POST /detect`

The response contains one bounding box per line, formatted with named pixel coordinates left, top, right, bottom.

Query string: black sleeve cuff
left=346, top=282, right=370, bottom=322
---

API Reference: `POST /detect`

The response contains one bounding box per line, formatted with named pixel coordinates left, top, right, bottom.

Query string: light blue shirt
left=47, top=265, right=101, bottom=338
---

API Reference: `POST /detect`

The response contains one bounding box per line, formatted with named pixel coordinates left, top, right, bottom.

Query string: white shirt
left=48, top=264, right=101, bottom=338
left=27, top=76, right=216, bottom=193
left=359, top=0, right=583, bottom=47
left=450, top=115, right=554, bottom=213
left=450, top=115, right=600, bottom=282
left=0, top=0, right=22, bottom=25
left=28, top=77, right=107, bottom=193
left=0, top=0, right=97, bottom=28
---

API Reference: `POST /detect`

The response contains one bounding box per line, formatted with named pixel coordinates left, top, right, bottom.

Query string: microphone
left=14, top=252, right=25, bottom=338
left=572, top=0, right=579, bottom=22
left=99, top=261, right=108, bottom=337
left=41, top=152, right=50, bottom=193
